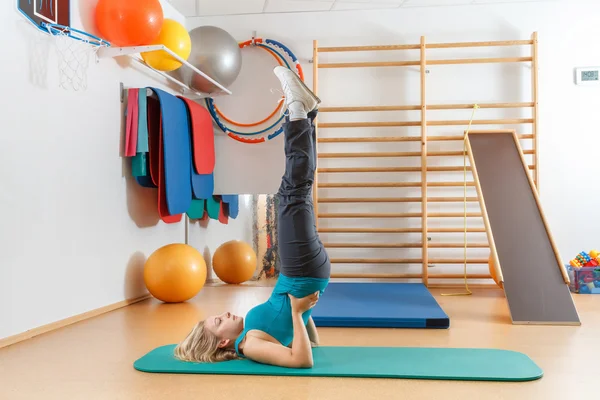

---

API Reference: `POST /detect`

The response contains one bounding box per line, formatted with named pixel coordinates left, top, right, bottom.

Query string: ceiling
left=167, top=0, right=560, bottom=17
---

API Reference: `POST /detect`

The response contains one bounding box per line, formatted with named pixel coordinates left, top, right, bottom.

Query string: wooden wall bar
left=312, top=33, right=539, bottom=287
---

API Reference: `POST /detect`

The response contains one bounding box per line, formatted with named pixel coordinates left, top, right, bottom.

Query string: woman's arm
left=306, top=316, right=319, bottom=347
left=243, top=292, right=319, bottom=368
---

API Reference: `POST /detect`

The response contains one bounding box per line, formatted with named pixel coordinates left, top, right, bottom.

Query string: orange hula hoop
left=212, top=39, right=284, bottom=128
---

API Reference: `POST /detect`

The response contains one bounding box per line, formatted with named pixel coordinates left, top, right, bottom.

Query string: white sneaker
left=273, top=66, right=321, bottom=115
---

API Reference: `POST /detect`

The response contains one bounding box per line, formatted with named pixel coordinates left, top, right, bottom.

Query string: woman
left=174, top=66, right=330, bottom=369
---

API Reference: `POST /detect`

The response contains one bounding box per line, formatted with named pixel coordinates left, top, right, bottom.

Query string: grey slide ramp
left=467, top=130, right=580, bottom=325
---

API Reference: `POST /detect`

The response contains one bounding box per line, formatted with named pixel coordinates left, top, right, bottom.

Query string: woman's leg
left=273, top=67, right=330, bottom=280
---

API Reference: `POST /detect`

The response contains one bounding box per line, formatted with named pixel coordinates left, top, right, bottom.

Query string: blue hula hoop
left=204, top=42, right=290, bottom=137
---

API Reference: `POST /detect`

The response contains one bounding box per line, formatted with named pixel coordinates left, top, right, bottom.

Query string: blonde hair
left=174, top=320, right=240, bottom=363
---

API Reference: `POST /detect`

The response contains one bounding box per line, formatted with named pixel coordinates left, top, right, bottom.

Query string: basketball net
left=43, top=24, right=109, bottom=91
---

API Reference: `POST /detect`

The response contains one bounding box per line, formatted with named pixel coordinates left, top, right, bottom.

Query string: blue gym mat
left=312, top=283, right=450, bottom=329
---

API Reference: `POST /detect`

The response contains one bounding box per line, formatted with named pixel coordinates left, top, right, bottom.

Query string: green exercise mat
left=134, top=345, right=543, bottom=382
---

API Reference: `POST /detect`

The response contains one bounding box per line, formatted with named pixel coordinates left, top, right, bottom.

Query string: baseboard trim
left=0, top=294, right=152, bottom=349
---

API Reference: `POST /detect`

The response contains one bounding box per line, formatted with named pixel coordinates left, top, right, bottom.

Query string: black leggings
left=276, top=111, right=331, bottom=279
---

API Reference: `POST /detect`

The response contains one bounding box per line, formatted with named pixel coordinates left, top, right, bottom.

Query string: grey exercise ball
left=174, top=26, right=242, bottom=93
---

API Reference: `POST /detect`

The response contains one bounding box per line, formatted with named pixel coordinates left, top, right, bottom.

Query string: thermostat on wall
left=575, top=67, right=600, bottom=85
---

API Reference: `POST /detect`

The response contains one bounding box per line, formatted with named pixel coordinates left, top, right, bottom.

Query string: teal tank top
left=234, top=274, right=329, bottom=356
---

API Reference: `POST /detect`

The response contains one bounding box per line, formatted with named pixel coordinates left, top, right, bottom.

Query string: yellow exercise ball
left=144, top=244, right=207, bottom=303
left=141, top=19, right=191, bottom=72
left=488, top=254, right=503, bottom=288
left=212, top=240, right=257, bottom=284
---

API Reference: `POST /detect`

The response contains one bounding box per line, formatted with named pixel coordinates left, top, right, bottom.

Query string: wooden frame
left=312, top=34, right=540, bottom=287
left=313, top=40, right=320, bottom=229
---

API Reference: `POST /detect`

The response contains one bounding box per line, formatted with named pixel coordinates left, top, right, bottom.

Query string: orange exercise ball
left=212, top=240, right=257, bottom=284
left=95, top=0, right=164, bottom=47
left=488, top=254, right=503, bottom=288
left=144, top=244, right=207, bottom=303
left=141, top=19, right=191, bottom=72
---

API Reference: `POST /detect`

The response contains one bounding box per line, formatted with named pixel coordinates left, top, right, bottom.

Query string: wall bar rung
left=430, top=197, right=479, bottom=202
left=318, top=181, right=476, bottom=188
left=428, top=150, right=534, bottom=157
left=428, top=56, right=532, bottom=65
left=429, top=243, right=489, bottom=248
left=429, top=258, right=489, bottom=264
left=316, top=39, right=532, bottom=54
left=317, top=165, right=534, bottom=174
left=319, top=167, right=422, bottom=173
left=318, top=136, right=420, bottom=143
left=319, top=228, right=422, bottom=233
left=428, top=212, right=483, bottom=218
left=319, top=212, right=422, bottom=218
left=318, top=197, right=423, bottom=203
left=319, top=182, right=420, bottom=188
left=427, top=39, right=533, bottom=49
left=318, top=118, right=532, bottom=129
left=320, top=60, right=420, bottom=69
left=318, top=150, right=533, bottom=158
left=319, top=57, right=532, bottom=69
left=428, top=228, right=486, bottom=233
left=324, top=242, right=422, bottom=248
left=330, top=273, right=494, bottom=279
left=331, top=273, right=424, bottom=279
left=318, top=134, right=532, bottom=143
left=319, top=151, right=421, bottom=158
left=428, top=118, right=533, bottom=126
left=331, top=258, right=422, bottom=264
left=317, top=197, right=480, bottom=203
left=319, top=44, right=421, bottom=52
left=429, top=133, right=534, bottom=141
left=319, top=102, right=534, bottom=113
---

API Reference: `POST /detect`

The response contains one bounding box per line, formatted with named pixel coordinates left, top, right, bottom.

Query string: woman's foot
left=274, top=66, right=320, bottom=120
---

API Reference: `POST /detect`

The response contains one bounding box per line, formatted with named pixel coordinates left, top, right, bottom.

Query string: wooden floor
left=1, top=284, right=597, bottom=400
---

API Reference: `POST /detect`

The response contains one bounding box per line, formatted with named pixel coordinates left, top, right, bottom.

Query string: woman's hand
left=289, top=291, right=320, bottom=314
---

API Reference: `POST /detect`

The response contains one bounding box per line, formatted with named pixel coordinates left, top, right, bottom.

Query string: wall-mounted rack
left=98, top=45, right=232, bottom=100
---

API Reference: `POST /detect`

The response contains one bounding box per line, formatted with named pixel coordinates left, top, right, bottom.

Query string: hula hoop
left=211, top=40, right=288, bottom=128
left=204, top=43, right=289, bottom=137
left=205, top=37, right=304, bottom=144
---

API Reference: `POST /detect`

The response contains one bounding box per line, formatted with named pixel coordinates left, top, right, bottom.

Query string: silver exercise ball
left=176, top=26, right=242, bottom=93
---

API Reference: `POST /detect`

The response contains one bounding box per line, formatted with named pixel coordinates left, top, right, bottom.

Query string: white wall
left=0, top=1, right=190, bottom=340
left=191, top=0, right=600, bottom=277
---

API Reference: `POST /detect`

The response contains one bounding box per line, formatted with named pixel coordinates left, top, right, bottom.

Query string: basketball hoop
left=42, top=23, right=110, bottom=91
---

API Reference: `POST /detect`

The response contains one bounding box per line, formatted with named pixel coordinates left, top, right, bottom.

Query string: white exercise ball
left=173, top=26, right=242, bottom=93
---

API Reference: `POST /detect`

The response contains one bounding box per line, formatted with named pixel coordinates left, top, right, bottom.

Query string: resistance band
left=442, top=104, right=479, bottom=297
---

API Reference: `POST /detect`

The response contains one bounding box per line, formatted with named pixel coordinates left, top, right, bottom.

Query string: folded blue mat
left=221, top=195, right=239, bottom=218
left=312, top=283, right=450, bottom=328
left=150, top=88, right=192, bottom=215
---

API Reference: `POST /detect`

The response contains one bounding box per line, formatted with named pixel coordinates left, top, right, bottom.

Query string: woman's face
left=205, top=312, right=244, bottom=346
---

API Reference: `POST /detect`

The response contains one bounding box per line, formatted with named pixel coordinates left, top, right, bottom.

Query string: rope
left=442, top=104, right=479, bottom=297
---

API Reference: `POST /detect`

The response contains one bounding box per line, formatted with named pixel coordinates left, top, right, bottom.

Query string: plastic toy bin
left=566, top=265, right=600, bottom=294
